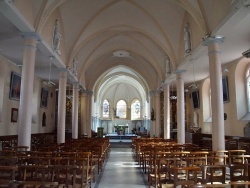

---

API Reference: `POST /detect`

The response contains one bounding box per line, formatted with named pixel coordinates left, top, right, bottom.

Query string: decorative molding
left=202, top=35, right=225, bottom=46
left=20, top=32, right=42, bottom=42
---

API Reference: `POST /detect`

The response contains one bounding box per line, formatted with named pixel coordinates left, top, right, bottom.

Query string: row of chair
left=131, top=138, right=250, bottom=187
left=0, top=137, right=110, bottom=187
left=0, top=152, right=93, bottom=187
left=147, top=151, right=250, bottom=187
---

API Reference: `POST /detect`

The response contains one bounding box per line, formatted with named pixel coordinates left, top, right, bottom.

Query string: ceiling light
left=188, top=60, right=198, bottom=90
left=43, top=56, right=56, bottom=87
left=66, top=84, right=73, bottom=99
left=189, top=83, right=198, bottom=90
left=170, top=96, right=177, bottom=100
left=169, top=82, right=177, bottom=100
left=214, top=35, right=224, bottom=39
left=242, top=49, right=250, bottom=58
left=223, top=68, right=229, bottom=72
left=113, top=50, right=130, bottom=57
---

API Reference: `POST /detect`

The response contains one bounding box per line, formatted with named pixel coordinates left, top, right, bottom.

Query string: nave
left=94, top=145, right=147, bottom=188
left=1, top=136, right=250, bottom=188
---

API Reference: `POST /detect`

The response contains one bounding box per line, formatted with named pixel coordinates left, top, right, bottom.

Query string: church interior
left=1, top=0, right=250, bottom=187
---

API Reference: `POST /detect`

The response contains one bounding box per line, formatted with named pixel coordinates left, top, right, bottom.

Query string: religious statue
left=72, top=57, right=78, bottom=76
left=42, top=112, right=46, bottom=127
left=113, top=108, right=117, bottom=118
left=193, top=112, right=198, bottom=127
left=165, top=55, right=171, bottom=79
left=53, top=19, right=62, bottom=55
left=184, top=23, right=191, bottom=54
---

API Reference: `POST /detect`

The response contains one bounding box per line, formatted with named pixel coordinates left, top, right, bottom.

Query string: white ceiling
left=0, top=0, right=250, bottom=100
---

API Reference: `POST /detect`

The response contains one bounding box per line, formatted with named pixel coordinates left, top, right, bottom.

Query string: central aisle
left=94, top=147, right=147, bottom=188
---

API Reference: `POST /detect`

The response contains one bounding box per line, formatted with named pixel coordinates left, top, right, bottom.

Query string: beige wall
left=186, top=58, right=250, bottom=136
left=0, top=56, right=56, bottom=136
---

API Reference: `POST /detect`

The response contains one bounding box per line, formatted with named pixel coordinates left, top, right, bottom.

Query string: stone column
left=155, top=92, right=161, bottom=137
left=86, top=91, right=93, bottom=137
left=202, top=36, right=225, bottom=151
left=80, top=92, right=87, bottom=136
left=18, top=33, right=41, bottom=149
left=163, top=83, right=171, bottom=139
left=57, top=71, right=67, bottom=143
left=149, top=91, right=155, bottom=137
left=72, top=83, right=79, bottom=139
left=176, top=70, right=186, bottom=144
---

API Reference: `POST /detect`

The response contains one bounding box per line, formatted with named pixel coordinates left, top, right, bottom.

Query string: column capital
left=149, top=90, right=156, bottom=96
left=163, top=83, right=170, bottom=89
left=58, top=68, right=68, bottom=73
left=86, top=90, right=93, bottom=95
left=73, top=82, right=79, bottom=86
left=202, top=35, right=225, bottom=46
left=174, top=69, right=186, bottom=75
left=20, top=32, right=42, bottom=42
left=59, top=70, right=67, bottom=78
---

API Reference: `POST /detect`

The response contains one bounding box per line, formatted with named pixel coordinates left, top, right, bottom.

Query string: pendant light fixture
left=43, top=56, right=56, bottom=87
left=189, top=60, right=198, bottom=90
left=169, top=82, right=177, bottom=100
left=66, top=83, right=73, bottom=99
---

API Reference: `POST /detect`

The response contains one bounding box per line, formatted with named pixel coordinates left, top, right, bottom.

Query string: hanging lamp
left=189, top=60, right=198, bottom=90
left=43, top=56, right=56, bottom=87
left=169, top=82, right=177, bottom=100
left=66, top=83, right=73, bottom=99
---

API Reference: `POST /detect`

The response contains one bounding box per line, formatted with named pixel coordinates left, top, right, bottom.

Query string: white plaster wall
left=185, top=58, right=250, bottom=137
left=0, top=58, right=22, bottom=135
left=192, top=58, right=250, bottom=136
left=0, top=56, right=56, bottom=136
left=235, top=59, right=250, bottom=119
left=232, top=59, right=250, bottom=135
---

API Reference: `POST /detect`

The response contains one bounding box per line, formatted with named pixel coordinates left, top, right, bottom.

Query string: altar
left=114, top=125, right=128, bottom=135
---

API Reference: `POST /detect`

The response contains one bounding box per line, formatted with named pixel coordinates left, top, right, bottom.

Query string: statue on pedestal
left=53, top=19, right=62, bottom=56
left=184, top=23, right=191, bottom=55
left=72, top=57, right=78, bottom=76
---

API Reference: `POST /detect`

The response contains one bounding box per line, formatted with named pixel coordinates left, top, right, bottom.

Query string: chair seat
left=161, top=183, right=174, bottom=188
left=16, top=180, right=58, bottom=187
left=149, top=173, right=166, bottom=178
left=191, top=183, right=230, bottom=187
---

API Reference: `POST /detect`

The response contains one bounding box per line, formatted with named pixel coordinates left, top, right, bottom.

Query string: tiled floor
left=94, top=145, right=147, bottom=188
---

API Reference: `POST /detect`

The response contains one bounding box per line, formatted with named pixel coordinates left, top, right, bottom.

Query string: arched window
left=102, top=99, right=109, bottom=118
left=131, top=99, right=140, bottom=119
left=246, top=66, right=250, bottom=112
left=116, top=100, right=126, bottom=118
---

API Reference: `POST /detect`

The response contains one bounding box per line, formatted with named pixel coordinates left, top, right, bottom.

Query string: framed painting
left=191, top=90, right=200, bottom=109
left=11, top=108, right=18, bottom=122
left=222, top=76, right=229, bottom=103
left=40, top=88, right=49, bottom=108
left=9, top=72, right=21, bottom=101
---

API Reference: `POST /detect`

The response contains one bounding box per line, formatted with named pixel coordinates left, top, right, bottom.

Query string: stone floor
left=93, top=142, right=147, bottom=188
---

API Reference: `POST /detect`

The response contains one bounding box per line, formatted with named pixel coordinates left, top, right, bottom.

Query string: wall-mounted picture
left=11, top=108, right=18, bottom=122
left=40, top=88, right=49, bottom=108
left=9, top=72, right=21, bottom=101
left=222, top=76, right=229, bottom=103
left=192, top=90, right=200, bottom=109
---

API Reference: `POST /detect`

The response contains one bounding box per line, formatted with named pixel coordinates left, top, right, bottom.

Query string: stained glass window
left=103, top=99, right=109, bottom=118
left=131, top=99, right=140, bottom=119
left=116, top=100, right=126, bottom=118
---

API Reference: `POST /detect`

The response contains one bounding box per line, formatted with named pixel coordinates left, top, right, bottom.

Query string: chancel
left=114, top=125, right=128, bottom=135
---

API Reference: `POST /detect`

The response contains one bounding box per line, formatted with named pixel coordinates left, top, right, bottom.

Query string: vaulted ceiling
left=0, top=0, right=250, bottom=100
